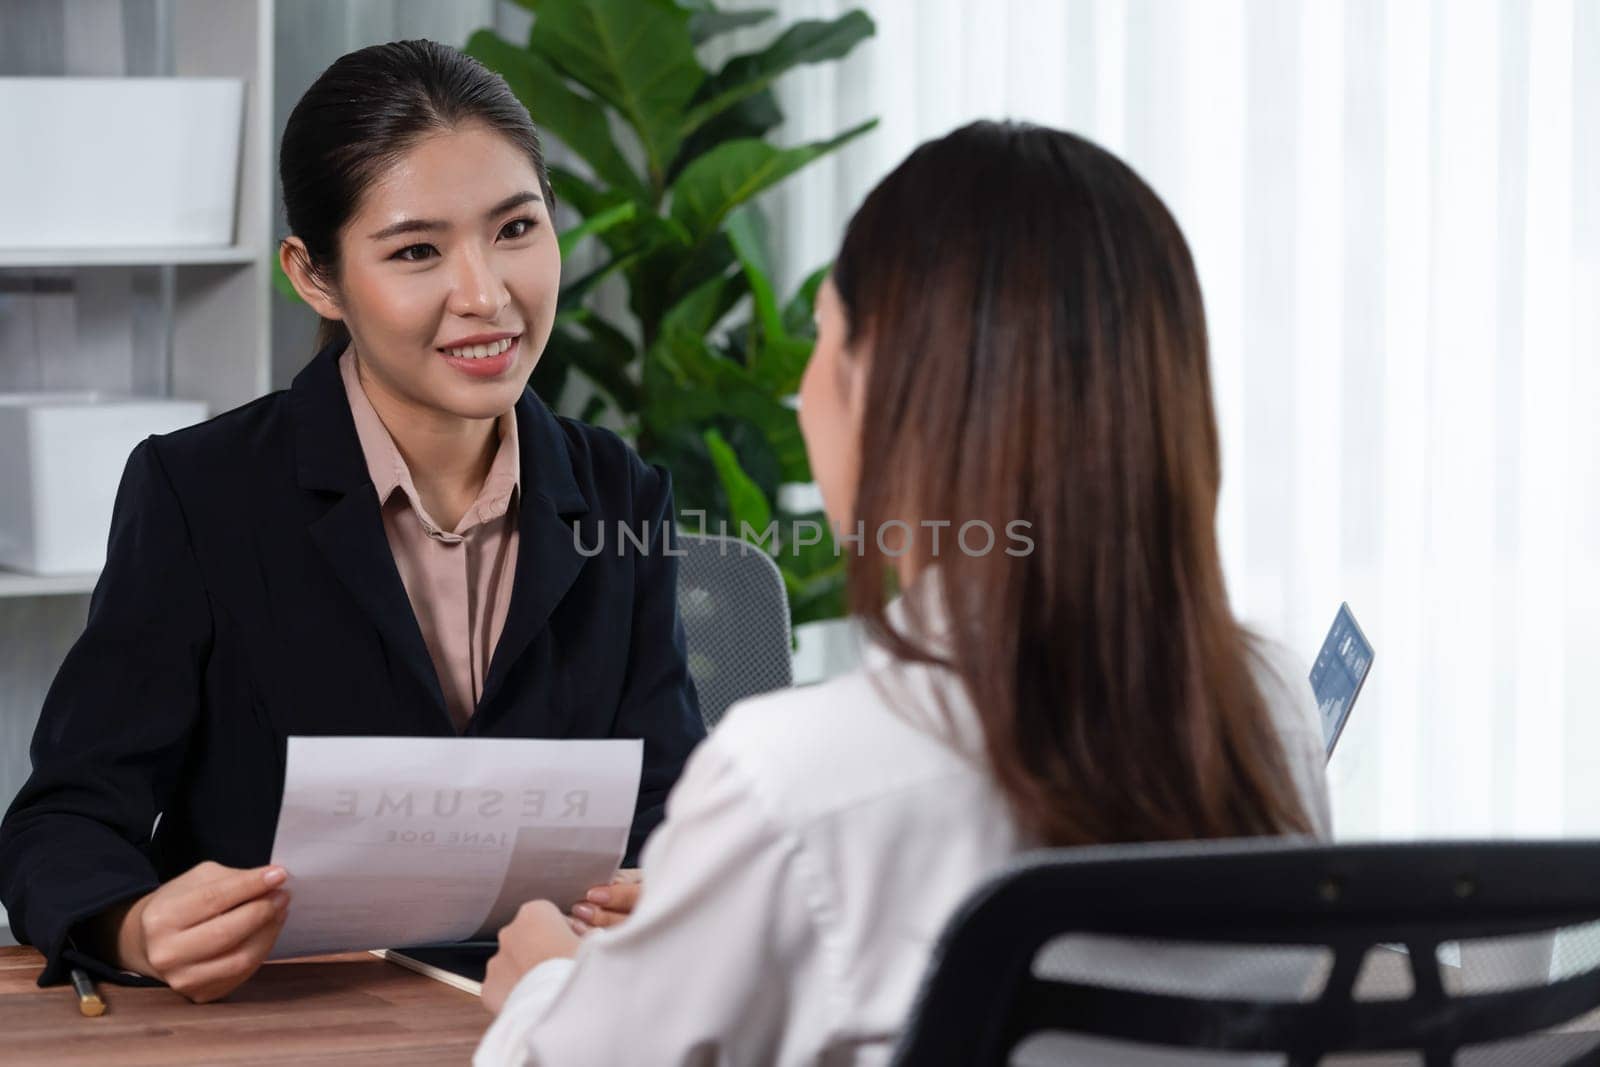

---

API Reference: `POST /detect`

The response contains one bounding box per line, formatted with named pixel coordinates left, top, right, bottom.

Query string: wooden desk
left=0, top=945, right=486, bottom=1065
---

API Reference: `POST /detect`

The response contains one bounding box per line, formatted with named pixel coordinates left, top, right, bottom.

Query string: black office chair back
left=891, top=839, right=1600, bottom=1066
left=675, top=532, right=792, bottom=729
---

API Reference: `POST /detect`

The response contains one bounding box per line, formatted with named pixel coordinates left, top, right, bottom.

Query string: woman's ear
left=279, top=237, right=344, bottom=323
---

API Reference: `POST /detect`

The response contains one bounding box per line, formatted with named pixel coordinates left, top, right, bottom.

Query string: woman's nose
left=446, top=245, right=509, bottom=319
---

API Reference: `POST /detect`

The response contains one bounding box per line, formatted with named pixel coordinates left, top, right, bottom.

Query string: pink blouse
left=338, top=349, right=520, bottom=732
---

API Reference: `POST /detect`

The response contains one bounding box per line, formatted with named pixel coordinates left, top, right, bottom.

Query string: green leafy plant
left=464, top=0, right=876, bottom=625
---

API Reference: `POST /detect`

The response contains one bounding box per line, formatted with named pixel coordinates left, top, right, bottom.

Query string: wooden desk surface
left=0, top=945, right=486, bottom=1065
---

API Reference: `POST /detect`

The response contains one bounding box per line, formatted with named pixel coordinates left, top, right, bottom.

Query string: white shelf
left=0, top=245, right=260, bottom=269
left=0, top=569, right=97, bottom=598
left=0, top=0, right=276, bottom=842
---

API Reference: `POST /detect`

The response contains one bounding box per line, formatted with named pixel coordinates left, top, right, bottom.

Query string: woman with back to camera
left=472, top=121, right=1332, bottom=1065
left=0, top=40, right=704, bottom=1002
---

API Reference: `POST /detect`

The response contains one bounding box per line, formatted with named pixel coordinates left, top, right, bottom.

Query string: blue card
left=1309, top=603, right=1373, bottom=758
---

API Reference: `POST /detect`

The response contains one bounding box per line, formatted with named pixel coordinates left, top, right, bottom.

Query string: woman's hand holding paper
left=568, top=868, right=641, bottom=933
left=102, top=862, right=290, bottom=1003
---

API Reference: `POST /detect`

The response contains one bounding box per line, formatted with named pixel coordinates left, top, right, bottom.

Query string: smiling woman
left=0, top=39, right=704, bottom=1005
left=281, top=117, right=562, bottom=529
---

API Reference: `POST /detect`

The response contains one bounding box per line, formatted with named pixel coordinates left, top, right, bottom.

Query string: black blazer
left=0, top=342, right=705, bottom=985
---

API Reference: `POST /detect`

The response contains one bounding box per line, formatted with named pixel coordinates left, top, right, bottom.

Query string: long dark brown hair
left=833, top=121, right=1311, bottom=845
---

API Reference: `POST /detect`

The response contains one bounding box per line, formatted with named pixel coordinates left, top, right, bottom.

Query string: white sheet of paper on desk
left=266, top=736, right=642, bottom=960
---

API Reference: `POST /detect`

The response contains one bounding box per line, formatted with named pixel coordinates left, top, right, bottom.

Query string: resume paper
left=267, top=736, right=642, bottom=959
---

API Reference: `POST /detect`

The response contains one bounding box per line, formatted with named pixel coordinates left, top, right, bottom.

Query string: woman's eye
left=499, top=217, right=536, bottom=240
left=389, top=219, right=534, bottom=261
left=393, top=244, right=437, bottom=262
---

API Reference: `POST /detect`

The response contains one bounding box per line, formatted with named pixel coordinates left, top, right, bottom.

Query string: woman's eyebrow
left=366, top=191, right=544, bottom=241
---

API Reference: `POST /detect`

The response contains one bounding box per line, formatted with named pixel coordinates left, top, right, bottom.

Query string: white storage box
left=0, top=77, right=244, bottom=249
left=0, top=393, right=207, bottom=574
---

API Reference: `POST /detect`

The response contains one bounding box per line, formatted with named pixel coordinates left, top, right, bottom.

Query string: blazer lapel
left=289, top=343, right=451, bottom=729
left=478, top=390, right=591, bottom=712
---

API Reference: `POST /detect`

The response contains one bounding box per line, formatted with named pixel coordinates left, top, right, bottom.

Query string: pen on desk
left=70, top=967, right=106, bottom=1017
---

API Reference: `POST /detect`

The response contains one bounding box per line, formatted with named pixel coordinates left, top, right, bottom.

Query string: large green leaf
left=751, top=336, right=814, bottom=396
left=464, top=29, right=645, bottom=200
left=558, top=248, right=646, bottom=313
left=549, top=167, right=669, bottom=270
left=547, top=313, right=640, bottom=410
left=660, top=270, right=747, bottom=338
left=661, top=232, right=746, bottom=325
left=557, top=200, right=637, bottom=259
left=642, top=330, right=811, bottom=484
left=643, top=324, right=737, bottom=393
left=667, top=88, right=783, bottom=183
left=724, top=207, right=783, bottom=342
left=703, top=428, right=772, bottom=535
left=647, top=426, right=724, bottom=517
left=647, top=328, right=771, bottom=413
left=688, top=6, right=776, bottom=45
left=528, top=0, right=703, bottom=184
left=682, top=12, right=875, bottom=137
left=549, top=167, right=693, bottom=286
left=625, top=229, right=732, bottom=340
left=668, top=119, right=877, bottom=242
left=547, top=166, right=613, bottom=217
left=783, top=264, right=829, bottom=335
left=726, top=208, right=816, bottom=393
left=721, top=419, right=783, bottom=502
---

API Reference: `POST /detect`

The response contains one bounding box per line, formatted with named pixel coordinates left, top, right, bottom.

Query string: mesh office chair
left=675, top=532, right=793, bottom=729
left=891, top=839, right=1600, bottom=1066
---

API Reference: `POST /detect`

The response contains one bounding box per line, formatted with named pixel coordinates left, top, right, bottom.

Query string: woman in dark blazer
left=0, top=39, right=704, bottom=999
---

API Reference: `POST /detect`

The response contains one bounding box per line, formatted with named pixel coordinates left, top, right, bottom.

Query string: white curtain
left=726, top=0, right=1600, bottom=842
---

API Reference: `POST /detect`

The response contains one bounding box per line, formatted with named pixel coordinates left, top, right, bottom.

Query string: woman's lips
left=437, top=335, right=520, bottom=379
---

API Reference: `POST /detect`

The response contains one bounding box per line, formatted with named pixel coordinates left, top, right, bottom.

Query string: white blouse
left=476, top=600, right=1332, bottom=1066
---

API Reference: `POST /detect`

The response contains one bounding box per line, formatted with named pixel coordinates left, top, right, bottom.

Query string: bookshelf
left=0, top=0, right=277, bottom=941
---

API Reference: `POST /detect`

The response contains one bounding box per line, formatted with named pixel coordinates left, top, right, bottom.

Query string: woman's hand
left=568, top=868, right=642, bottom=933
left=101, top=861, right=290, bottom=1003
left=482, top=900, right=581, bottom=1015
